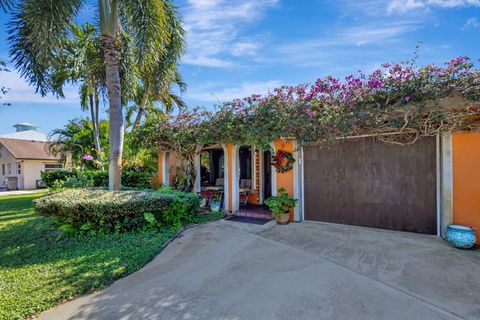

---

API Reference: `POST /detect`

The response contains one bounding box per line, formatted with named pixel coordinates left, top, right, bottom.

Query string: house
left=157, top=132, right=480, bottom=244
left=0, top=123, right=68, bottom=190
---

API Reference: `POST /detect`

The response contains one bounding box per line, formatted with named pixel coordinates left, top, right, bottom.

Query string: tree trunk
left=89, top=93, right=103, bottom=165
left=103, top=35, right=123, bottom=190
left=132, top=91, right=149, bottom=130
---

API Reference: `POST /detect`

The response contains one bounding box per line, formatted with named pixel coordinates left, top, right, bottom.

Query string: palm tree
left=0, top=0, right=12, bottom=12
left=7, top=0, right=185, bottom=190
left=127, top=69, right=186, bottom=130
left=0, top=61, right=10, bottom=105
left=52, top=23, right=105, bottom=163
left=49, top=118, right=109, bottom=170
left=127, top=5, right=186, bottom=130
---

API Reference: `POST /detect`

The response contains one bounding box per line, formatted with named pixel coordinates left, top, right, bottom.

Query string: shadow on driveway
left=39, top=220, right=480, bottom=320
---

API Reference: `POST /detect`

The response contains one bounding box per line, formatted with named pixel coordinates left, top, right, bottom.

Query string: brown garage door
left=303, top=137, right=437, bottom=234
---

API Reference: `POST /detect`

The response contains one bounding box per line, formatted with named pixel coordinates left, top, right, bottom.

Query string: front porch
left=236, top=204, right=273, bottom=220
left=198, top=144, right=274, bottom=218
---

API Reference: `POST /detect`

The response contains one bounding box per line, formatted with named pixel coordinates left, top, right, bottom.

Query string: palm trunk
left=103, top=34, right=123, bottom=190
left=89, top=92, right=103, bottom=165
left=132, top=92, right=149, bottom=130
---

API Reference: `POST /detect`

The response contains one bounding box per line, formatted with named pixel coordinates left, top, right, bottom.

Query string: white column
left=440, top=132, right=454, bottom=238
left=222, top=144, right=230, bottom=211
left=194, top=145, right=203, bottom=193
left=231, top=145, right=240, bottom=212
left=162, top=152, right=169, bottom=187
left=269, top=142, right=277, bottom=196
left=293, top=140, right=303, bottom=222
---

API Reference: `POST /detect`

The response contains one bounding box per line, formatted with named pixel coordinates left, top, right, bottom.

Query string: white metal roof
left=0, top=130, right=49, bottom=142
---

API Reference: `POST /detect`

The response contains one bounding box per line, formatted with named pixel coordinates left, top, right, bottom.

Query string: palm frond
left=0, top=0, right=13, bottom=12
left=7, top=0, right=84, bottom=96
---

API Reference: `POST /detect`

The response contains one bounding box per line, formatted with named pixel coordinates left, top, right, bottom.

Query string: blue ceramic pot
left=446, top=225, right=476, bottom=249
left=210, top=201, right=221, bottom=213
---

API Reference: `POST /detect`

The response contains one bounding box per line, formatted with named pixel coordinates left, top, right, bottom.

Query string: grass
left=0, top=193, right=222, bottom=320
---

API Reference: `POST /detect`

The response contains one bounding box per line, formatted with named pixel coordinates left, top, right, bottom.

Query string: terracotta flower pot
left=275, top=212, right=290, bottom=225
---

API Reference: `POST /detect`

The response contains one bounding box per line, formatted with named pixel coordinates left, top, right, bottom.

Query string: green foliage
left=0, top=193, right=177, bottom=320
left=49, top=118, right=109, bottom=169
left=135, top=57, right=480, bottom=154
left=61, top=175, right=94, bottom=188
left=265, top=187, right=298, bottom=218
left=41, top=170, right=76, bottom=187
left=41, top=169, right=152, bottom=189
left=143, top=212, right=159, bottom=229
left=33, top=188, right=200, bottom=233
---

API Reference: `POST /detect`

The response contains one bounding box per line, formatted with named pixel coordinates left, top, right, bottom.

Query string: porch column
left=269, top=142, right=277, bottom=196
left=440, top=132, right=453, bottom=238
left=293, top=140, right=303, bottom=221
left=194, top=145, right=203, bottom=193
left=157, top=151, right=170, bottom=187
left=222, top=144, right=230, bottom=211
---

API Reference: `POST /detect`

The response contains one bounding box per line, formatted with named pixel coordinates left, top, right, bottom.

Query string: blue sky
left=1, top=0, right=480, bottom=134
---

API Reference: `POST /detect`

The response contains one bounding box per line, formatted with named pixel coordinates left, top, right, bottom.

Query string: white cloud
left=181, top=0, right=277, bottom=67
left=0, top=68, right=79, bottom=104
left=187, top=80, right=282, bottom=102
left=462, top=17, right=480, bottom=29
left=388, top=0, right=480, bottom=14
left=231, top=41, right=261, bottom=57
left=273, top=21, right=417, bottom=67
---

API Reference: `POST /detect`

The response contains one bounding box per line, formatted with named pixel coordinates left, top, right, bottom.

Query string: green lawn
left=0, top=193, right=221, bottom=320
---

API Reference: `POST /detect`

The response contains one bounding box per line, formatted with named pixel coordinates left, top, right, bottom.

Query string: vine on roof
left=135, top=56, right=480, bottom=154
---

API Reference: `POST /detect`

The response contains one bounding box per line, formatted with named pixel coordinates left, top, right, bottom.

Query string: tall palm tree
left=127, top=4, right=186, bottom=130
left=52, top=23, right=105, bottom=163
left=7, top=0, right=185, bottom=190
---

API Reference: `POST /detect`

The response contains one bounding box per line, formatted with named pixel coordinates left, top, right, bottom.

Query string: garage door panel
left=304, top=137, right=436, bottom=235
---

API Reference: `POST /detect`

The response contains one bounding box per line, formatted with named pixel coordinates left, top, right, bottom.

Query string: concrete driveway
left=39, top=220, right=480, bottom=320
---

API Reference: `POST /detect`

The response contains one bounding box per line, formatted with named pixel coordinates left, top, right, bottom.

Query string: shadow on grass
left=0, top=194, right=176, bottom=320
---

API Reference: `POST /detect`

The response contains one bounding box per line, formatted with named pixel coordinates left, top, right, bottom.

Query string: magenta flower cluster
left=151, top=56, right=479, bottom=147
left=82, top=154, right=94, bottom=161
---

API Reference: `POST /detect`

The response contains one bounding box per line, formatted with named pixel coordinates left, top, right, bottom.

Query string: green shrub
left=41, top=170, right=75, bottom=187
left=33, top=188, right=200, bottom=233
left=61, top=175, right=94, bottom=188
left=41, top=170, right=153, bottom=189
left=82, top=170, right=108, bottom=187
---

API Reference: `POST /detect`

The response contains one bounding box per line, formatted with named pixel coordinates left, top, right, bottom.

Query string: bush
left=41, top=170, right=153, bottom=189
left=33, top=188, right=200, bottom=233
left=61, top=175, right=94, bottom=188
left=41, top=170, right=75, bottom=187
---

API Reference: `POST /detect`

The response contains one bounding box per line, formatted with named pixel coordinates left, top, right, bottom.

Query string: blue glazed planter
left=210, top=201, right=221, bottom=213
left=446, top=225, right=476, bottom=249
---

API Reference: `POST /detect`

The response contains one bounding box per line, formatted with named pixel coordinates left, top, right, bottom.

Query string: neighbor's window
left=17, top=163, right=21, bottom=174
left=7, top=164, right=11, bottom=175
left=44, top=163, right=63, bottom=171
left=1, top=164, right=4, bottom=176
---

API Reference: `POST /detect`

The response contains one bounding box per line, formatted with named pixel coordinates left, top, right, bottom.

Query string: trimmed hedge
left=33, top=189, right=200, bottom=232
left=41, top=170, right=152, bottom=189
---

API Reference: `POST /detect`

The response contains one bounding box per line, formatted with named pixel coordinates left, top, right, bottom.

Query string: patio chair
left=215, top=178, right=224, bottom=187
left=239, top=179, right=251, bottom=206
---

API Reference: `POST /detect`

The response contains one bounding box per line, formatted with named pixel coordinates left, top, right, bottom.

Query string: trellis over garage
left=156, top=132, right=480, bottom=243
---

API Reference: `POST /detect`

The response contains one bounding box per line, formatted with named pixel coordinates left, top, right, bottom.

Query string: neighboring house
left=0, top=123, right=68, bottom=190
left=158, top=132, right=480, bottom=244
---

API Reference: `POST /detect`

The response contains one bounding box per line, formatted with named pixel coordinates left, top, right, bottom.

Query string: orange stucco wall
left=452, top=132, right=480, bottom=243
left=274, top=139, right=295, bottom=221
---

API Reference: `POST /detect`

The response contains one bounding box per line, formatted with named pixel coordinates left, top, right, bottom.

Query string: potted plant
left=265, top=187, right=297, bottom=224
left=210, top=196, right=222, bottom=213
